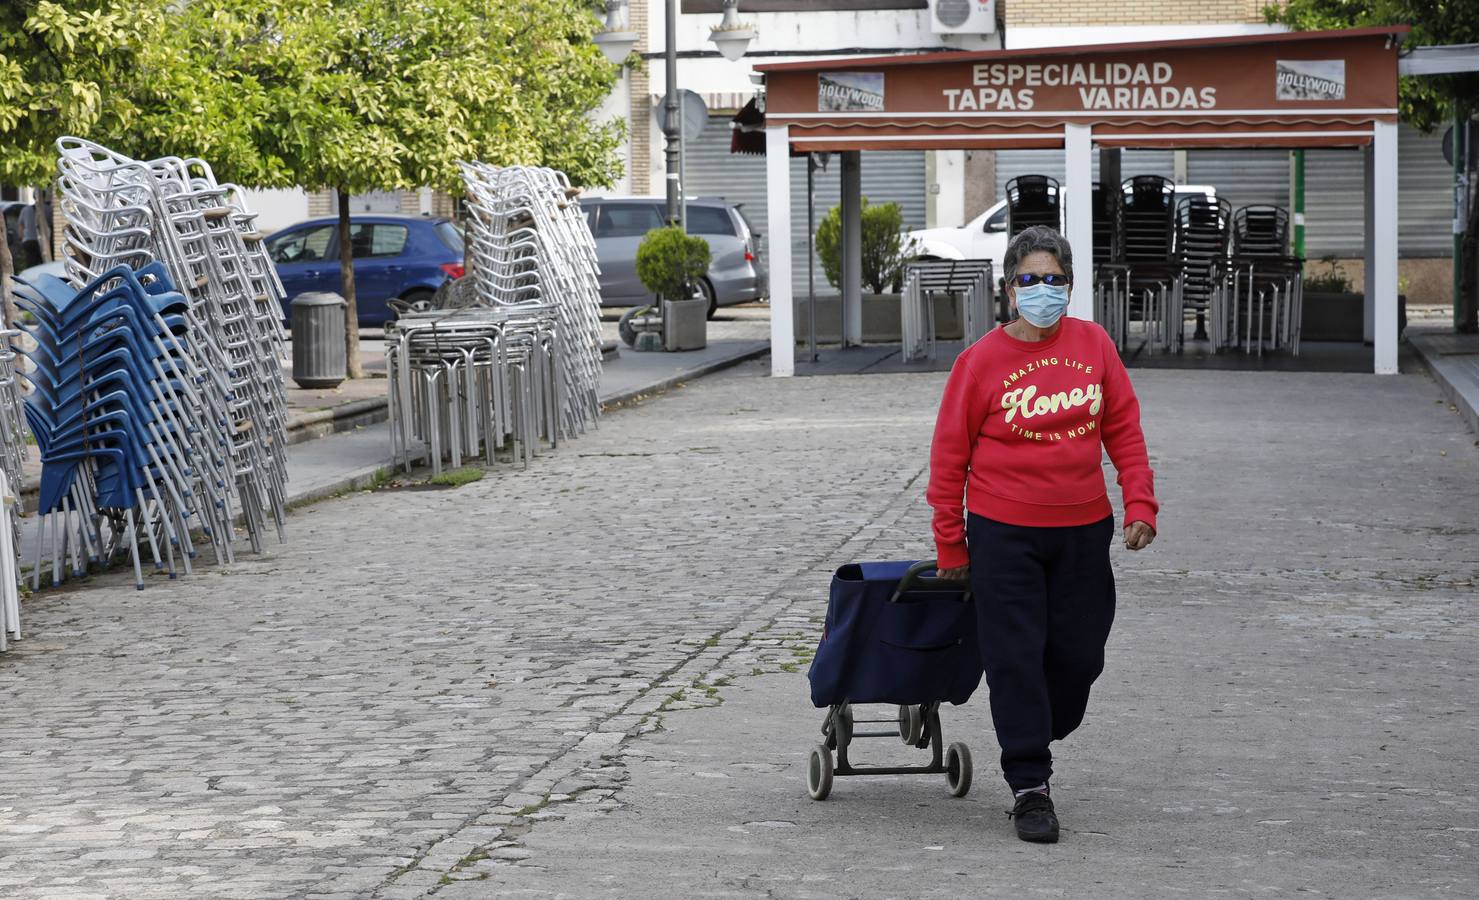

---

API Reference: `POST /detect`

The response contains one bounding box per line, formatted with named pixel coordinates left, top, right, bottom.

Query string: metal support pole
left=808, top=154, right=819, bottom=362
left=1293, top=150, right=1307, bottom=259
left=664, top=0, right=682, bottom=230
left=1455, top=111, right=1468, bottom=332
left=1064, top=124, right=1095, bottom=321
left=840, top=151, right=863, bottom=346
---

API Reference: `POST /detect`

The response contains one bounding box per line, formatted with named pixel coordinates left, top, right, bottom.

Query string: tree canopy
left=0, top=0, right=626, bottom=190
left=1268, top=0, right=1479, bottom=130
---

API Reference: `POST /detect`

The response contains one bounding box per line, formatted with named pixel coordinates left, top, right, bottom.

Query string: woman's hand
left=936, top=565, right=970, bottom=581
left=1124, top=521, right=1156, bottom=551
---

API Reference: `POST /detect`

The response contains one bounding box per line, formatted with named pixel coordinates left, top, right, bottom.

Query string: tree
left=0, top=0, right=170, bottom=326
left=814, top=199, right=916, bottom=294
left=1, top=0, right=626, bottom=365
left=155, top=0, right=626, bottom=376
left=1269, top=0, right=1479, bottom=330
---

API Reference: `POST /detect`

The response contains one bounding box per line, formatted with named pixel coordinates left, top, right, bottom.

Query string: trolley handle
left=889, top=559, right=971, bottom=603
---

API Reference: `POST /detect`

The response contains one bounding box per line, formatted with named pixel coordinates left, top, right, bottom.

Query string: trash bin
left=290, top=292, right=348, bottom=389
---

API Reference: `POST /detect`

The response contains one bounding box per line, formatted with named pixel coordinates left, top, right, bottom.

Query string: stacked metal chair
left=1092, top=182, right=1130, bottom=343
left=900, top=260, right=994, bottom=362
left=1112, top=176, right=1179, bottom=353
left=3, top=137, right=289, bottom=591
left=0, top=329, right=26, bottom=648
left=386, top=163, right=602, bottom=474
left=1211, top=205, right=1303, bottom=356
left=1005, top=175, right=1061, bottom=239
left=1171, top=196, right=1233, bottom=350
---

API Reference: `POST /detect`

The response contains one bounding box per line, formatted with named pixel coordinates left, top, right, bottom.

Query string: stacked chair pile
left=900, top=260, right=995, bottom=363
left=8, top=137, right=289, bottom=591
left=1212, top=206, right=1304, bottom=356
left=386, top=163, right=602, bottom=475
left=0, top=331, right=26, bottom=648
left=1171, top=196, right=1233, bottom=351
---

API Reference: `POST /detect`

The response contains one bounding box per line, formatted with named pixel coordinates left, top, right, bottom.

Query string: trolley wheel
left=836, top=703, right=854, bottom=748
left=898, top=704, right=924, bottom=745
left=807, top=744, right=834, bottom=801
left=945, top=742, right=973, bottom=798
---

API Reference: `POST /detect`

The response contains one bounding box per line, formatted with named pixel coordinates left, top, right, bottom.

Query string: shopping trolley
left=805, top=560, right=980, bottom=800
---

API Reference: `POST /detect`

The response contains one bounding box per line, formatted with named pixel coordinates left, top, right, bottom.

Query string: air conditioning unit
left=929, top=0, right=996, bottom=35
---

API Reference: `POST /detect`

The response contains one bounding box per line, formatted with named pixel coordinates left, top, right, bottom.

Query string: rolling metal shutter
left=1305, top=124, right=1451, bottom=258
left=1186, top=150, right=1289, bottom=212
left=684, top=115, right=928, bottom=295
left=991, top=149, right=1175, bottom=199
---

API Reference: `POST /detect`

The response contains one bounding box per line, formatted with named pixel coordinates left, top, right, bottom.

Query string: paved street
left=0, top=357, right=1476, bottom=898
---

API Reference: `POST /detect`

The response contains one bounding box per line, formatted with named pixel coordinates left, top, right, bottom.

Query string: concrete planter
left=662, top=297, right=708, bottom=351
left=1303, top=291, right=1406, bottom=342
left=793, top=293, right=964, bottom=344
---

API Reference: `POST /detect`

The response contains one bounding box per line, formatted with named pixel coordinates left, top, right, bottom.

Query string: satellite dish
left=653, top=89, right=709, bottom=142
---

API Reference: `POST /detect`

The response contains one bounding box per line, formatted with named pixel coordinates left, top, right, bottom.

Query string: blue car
left=264, top=214, right=465, bottom=325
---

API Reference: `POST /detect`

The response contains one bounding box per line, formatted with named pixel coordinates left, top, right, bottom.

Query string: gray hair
left=1002, top=225, right=1074, bottom=285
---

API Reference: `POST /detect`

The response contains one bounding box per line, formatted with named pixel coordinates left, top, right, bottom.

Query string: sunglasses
left=1011, top=273, right=1072, bottom=287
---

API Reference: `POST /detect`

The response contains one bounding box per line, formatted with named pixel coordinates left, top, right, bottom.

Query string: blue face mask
left=1014, top=282, right=1069, bottom=328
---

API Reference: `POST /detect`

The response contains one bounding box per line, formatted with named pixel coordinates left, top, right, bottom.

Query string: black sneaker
left=1009, top=790, right=1060, bottom=843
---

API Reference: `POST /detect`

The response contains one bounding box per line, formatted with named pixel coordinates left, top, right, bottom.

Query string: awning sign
left=819, top=72, right=885, bottom=112
left=1276, top=60, right=1346, bottom=101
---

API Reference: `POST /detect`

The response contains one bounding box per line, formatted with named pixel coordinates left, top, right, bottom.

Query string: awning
left=755, top=25, right=1408, bottom=152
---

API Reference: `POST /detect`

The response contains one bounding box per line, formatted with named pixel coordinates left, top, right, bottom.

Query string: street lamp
left=595, top=0, right=758, bottom=230
left=709, top=0, right=757, bottom=62
left=593, top=0, right=638, bottom=65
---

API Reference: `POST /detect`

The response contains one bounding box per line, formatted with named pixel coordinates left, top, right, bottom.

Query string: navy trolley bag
left=803, top=560, right=982, bottom=801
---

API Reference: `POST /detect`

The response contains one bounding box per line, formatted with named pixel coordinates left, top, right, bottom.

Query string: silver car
left=583, top=196, right=767, bottom=319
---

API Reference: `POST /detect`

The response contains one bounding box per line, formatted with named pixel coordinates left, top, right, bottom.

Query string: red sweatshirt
left=927, top=316, right=1158, bottom=569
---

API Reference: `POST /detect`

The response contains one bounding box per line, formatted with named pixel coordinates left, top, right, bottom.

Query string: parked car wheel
left=698, top=278, right=718, bottom=320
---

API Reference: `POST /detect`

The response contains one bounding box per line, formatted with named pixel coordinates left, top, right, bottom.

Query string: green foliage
left=1266, top=0, right=1479, bottom=130
left=635, top=227, right=711, bottom=301
left=1305, top=254, right=1355, bottom=292
left=0, top=0, right=626, bottom=190
left=0, top=0, right=168, bottom=184
left=813, top=197, right=917, bottom=294
left=428, top=467, right=485, bottom=487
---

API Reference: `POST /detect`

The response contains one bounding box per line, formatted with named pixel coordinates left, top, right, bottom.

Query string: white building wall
left=241, top=188, right=310, bottom=235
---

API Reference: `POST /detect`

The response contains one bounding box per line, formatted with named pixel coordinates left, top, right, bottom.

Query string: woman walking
left=927, top=225, right=1158, bottom=843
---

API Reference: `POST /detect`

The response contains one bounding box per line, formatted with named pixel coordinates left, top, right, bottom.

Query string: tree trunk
left=337, top=189, right=364, bottom=378
left=0, top=229, right=16, bottom=329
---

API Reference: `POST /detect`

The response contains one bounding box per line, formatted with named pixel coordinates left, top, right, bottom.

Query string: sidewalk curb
left=286, top=397, right=390, bottom=446
left=15, top=345, right=772, bottom=515
left=284, top=345, right=770, bottom=509
left=598, top=344, right=770, bottom=410
left=1408, top=333, right=1479, bottom=436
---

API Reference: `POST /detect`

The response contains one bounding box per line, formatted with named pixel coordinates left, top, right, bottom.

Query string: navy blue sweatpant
left=967, top=512, right=1116, bottom=791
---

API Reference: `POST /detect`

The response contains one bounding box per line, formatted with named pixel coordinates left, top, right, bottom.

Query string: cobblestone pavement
left=0, top=357, right=1475, bottom=899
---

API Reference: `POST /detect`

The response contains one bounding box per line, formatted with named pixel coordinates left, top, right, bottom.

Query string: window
left=687, top=206, right=737, bottom=237
left=435, top=221, right=465, bottom=253
left=595, top=203, right=665, bottom=238
left=347, top=223, right=408, bottom=258
left=984, top=205, right=1008, bottom=233
left=268, top=224, right=336, bottom=263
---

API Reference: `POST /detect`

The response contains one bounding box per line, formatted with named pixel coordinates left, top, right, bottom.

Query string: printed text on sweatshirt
left=927, top=316, right=1158, bottom=569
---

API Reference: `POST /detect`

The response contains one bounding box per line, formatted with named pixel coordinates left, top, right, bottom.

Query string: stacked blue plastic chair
left=13, top=263, right=220, bottom=590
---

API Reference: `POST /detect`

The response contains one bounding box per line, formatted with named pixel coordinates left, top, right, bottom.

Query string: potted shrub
left=635, top=226, right=711, bottom=351
left=1301, top=255, right=1406, bottom=342
left=813, top=198, right=938, bottom=342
